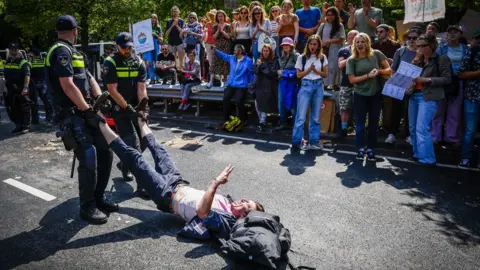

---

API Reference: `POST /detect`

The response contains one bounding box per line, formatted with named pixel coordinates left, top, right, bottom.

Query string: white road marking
left=173, top=128, right=480, bottom=172
left=3, top=178, right=56, bottom=201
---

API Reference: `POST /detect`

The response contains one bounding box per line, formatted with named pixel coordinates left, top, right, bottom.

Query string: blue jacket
left=280, top=70, right=298, bottom=111
left=215, top=50, right=253, bottom=88
left=177, top=210, right=237, bottom=241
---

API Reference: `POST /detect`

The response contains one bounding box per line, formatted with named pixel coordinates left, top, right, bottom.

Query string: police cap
left=56, top=15, right=79, bottom=31
left=115, top=32, right=134, bottom=48
left=8, top=43, right=20, bottom=49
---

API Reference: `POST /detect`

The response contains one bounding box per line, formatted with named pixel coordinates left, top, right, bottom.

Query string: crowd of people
left=133, top=0, right=480, bottom=169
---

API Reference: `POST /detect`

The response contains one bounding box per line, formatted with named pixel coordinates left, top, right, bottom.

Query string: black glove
left=93, top=91, right=112, bottom=113
left=123, top=104, right=146, bottom=121
left=83, top=106, right=106, bottom=128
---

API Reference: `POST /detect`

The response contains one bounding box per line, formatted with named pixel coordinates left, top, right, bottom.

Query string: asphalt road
left=0, top=115, right=479, bottom=269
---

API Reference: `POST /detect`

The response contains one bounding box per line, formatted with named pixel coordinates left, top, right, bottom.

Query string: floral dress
left=212, top=23, right=231, bottom=76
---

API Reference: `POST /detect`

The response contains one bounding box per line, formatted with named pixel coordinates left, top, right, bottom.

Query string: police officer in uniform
left=30, top=48, right=54, bottom=123
left=45, top=15, right=117, bottom=224
left=103, top=32, right=150, bottom=198
left=4, top=43, right=32, bottom=134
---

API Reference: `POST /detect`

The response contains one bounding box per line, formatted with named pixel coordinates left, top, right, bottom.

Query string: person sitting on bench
left=95, top=93, right=265, bottom=239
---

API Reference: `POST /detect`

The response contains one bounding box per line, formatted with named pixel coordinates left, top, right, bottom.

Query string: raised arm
left=196, top=165, right=234, bottom=219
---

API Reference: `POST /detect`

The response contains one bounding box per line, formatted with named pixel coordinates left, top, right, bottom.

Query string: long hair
left=206, top=9, right=217, bottom=23
left=216, top=10, right=227, bottom=24
left=151, top=14, right=159, bottom=27
left=326, top=7, right=341, bottom=39
left=251, top=6, right=266, bottom=26
left=303, top=34, right=323, bottom=59
left=269, top=6, right=281, bottom=21
left=351, top=33, right=373, bottom=59
left=281, top=0, right=294, bottom=13
left=261, top=44, right=275, bottom=61
left=388, top=26, right=396, bottom=41
left=237, top=5, right=249, bottom=21
left=249, top=1, right=264, bottom=14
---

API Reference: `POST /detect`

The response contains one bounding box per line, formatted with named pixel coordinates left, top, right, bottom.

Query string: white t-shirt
left=294, top=54, right=328, bottom=80
left=176, top=187, right=232, bottom=222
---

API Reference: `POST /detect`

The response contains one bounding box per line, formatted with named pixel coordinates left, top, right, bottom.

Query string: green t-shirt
left=354, top=7, right=383, bottom=38
left=345, top=50, right=387, bottom=96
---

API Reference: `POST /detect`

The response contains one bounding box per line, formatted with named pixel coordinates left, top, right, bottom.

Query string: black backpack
left=219, top=211, right=315, bottom=270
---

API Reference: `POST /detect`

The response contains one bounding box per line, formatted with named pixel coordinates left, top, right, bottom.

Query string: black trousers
left=223, top=86, right=247, bottom=122
left=5, top=87, right=31, bottom=128
left=29, top=80, right=54, bottom=122
left=112, top=107, right=147, bottom=187
left=69, top=114, right=113, bottom=208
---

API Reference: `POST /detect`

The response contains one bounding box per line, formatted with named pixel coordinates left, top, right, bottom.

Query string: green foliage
left=2, top=0, right=480, bottom=50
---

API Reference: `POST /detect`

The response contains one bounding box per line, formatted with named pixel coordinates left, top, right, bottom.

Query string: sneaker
left=11, top=126, right=23, bottom=134
left=96, top=196, right=119, bottom=213
left=292, top=144, right=309, bottom=151
left=458, top=159, right=470, bottom=170
left=134, top=188, right=151, bottom=200
left=182, top=103, right=190, bottom=111
left=274, top=123, right=285, bottom=131
left=356, top=148, right=365, bottom=160
left=116, top=162, right=134, bottom=182
left=366, top=149, right=376, bottom=162
left=406, top=136, right=412, bottom=145
left=178, top=103, right=185, bottom=110
left=258, top=123, right=267, bottom=131
left=206, top=82, right=213, bottom=88
left=309, top=143, right=323, bottom=150
left=135, top=96, right=149, bottom=112
left=385, top=134, right=396, bottom=144
left=80, top=204, right=108, bottom=224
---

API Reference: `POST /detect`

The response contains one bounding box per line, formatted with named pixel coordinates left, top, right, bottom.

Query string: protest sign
left=132, top=19, right=154, bottom=54
left=382, top=61, right=422, bottom=100
left=403, top=0, right=445, bottom=24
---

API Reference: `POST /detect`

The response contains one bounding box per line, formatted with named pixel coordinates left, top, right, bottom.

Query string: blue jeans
left=292, top=79, right=324, bottom=146
left=278, top=83, right=297, bottom=124
left=253, top=40, right=259, bottom=61
left=461, top=99, right=480, bottom=160
left=408, top=93, right=438, bottom=164
left=353, top=92, right=381, bottom=149
left=109, top=134, right=190, bottom=212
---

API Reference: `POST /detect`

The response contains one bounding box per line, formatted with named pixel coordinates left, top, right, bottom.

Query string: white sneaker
left=385, top=134, right=396, bottom=144
left=406, top=136, right=412, bottom=145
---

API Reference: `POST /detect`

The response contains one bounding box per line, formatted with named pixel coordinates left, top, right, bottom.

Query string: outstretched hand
left=215, top=164, right=234, bottom=185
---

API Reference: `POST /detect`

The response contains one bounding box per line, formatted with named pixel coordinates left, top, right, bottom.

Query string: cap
left=280, top=37, right=295, bottom=47
left=115, top=32, right=134, bottom=48
left=56, top=15, right=79, bottom=31
left=232, top=9, right=239, bottom=14
left=8, top=43, right=19, bottom=49
left=447, top=25, right=463, bottom=33
left=473, top=29, right=480, bottom=38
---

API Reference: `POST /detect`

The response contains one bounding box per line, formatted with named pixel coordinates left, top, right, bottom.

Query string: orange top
left=277, top=14, right=299, bottom=37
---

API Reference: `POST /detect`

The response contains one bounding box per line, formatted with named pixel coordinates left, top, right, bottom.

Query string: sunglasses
left=417, top=44, right=429, bottom=48
left=407, top=36, right=418, bottom=40
left=161, top=49, right=168, bottom=51
left=272, top=10, right=280, bottom=13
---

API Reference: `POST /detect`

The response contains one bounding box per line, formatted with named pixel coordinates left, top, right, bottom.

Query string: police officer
left=103, top=32, right=149, bottom=198
left=100, top=45, right=113, bottom=90
left=4, top=42, right=32, bottom=134
left=45, top=15, right=116, bottom=224
left=30, top=48, right=54, bottom=123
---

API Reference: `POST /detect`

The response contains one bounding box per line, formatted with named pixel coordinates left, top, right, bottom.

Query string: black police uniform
left=45, top=38, right=114, bottom=217
left=4, top=56, right=32, bottom=132
left=103, top=37, right=148, bottom=185
left=29, top=56, right=54, bottom=122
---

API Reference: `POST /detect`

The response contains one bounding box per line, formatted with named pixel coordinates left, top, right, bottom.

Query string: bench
left=147, top=82, right=333, bottom=117
left=147, top=83, right=255, bottom=116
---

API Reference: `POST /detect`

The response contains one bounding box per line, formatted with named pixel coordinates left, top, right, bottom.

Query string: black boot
left=134, top=188, right=151, bottom=200
left=93, top=91, right=111, bottom=111
left=96, top=196, right=119, bottom=213
left=116, top=162, right=134, bottom=182
left=11, top=125, right=23, bottom=134
left=80, top=204, right=108, bottom=224
left=135, top=97, right=149, bottom=112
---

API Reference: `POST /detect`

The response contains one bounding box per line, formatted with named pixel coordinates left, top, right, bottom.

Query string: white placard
left=132, top=19, right=154, bottom=54
left=403, top=0, right=445, bottom=24
left=382, top=61, right=423, bottom=100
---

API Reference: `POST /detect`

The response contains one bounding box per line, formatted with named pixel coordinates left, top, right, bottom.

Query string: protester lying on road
left=94, top=93, right=265, bottom=240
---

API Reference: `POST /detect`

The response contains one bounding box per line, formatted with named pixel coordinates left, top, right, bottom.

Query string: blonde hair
left=269, top=6, right=281, bottom=21
left=388, top=26, right=396, bottom=41
left=351, top=33, right=373, bottom=59
left=281, top=0, right=294, bottom=10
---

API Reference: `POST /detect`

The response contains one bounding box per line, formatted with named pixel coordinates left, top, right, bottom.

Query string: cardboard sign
left=133, top=19, right=154, bottom=54
left=403, top=0, right=445, bottom=23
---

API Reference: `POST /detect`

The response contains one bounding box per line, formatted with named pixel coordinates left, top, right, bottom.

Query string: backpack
left=433, top=55, right=457, bottom=96
left=392, top=47, right=408, bottom=71
left=219, top=211, right=315, bottom=270
left=223, top=115, right=243, bottom=132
